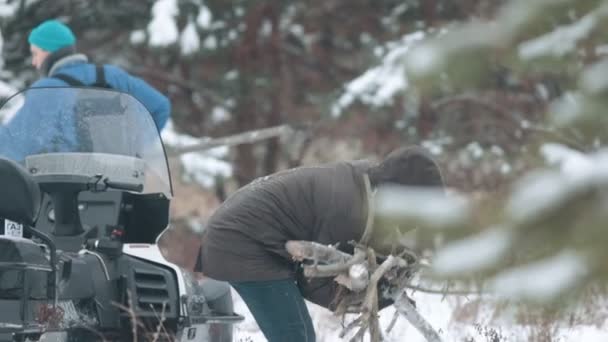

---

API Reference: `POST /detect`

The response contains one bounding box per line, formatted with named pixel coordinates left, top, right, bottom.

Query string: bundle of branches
left=286, top=240, right=442, bottom=342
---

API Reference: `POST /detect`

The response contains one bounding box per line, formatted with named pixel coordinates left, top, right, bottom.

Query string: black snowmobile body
left=0, top=87, right=242, bottom=341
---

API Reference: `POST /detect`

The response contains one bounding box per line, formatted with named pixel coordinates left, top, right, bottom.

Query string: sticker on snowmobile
left=4, top=219, right=23, bottom=238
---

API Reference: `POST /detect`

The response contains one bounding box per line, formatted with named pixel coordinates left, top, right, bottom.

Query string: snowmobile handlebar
left=34, top=174, right=143, bottom=236
left=87, top=174, right=143, bottom=193
left=102, top=179, right=143, bottom=193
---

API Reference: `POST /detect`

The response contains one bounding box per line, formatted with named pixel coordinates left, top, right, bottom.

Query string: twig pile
left=286, top=240, right=442, bottom=342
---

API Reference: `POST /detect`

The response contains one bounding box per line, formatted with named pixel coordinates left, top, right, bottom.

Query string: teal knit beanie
left=28, top=20, right=76, bottom=52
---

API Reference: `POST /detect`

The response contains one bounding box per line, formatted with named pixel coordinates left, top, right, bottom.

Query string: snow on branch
left=518, top=3, right=608, bottom=60
left=148, top=0, right=179, bottom=47
left=375, top=186, right=471, bottom=229
left=490, top=250, right=588, bottom=301
left=433, top=227, right=513, bottom=276
left=332, top=31, right=426, bottom=116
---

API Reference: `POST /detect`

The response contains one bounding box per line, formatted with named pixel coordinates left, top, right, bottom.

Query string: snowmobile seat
left=0, top=157, right=41, bottom=226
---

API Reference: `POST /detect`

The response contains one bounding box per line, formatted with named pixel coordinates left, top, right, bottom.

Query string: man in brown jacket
left=198, top=146, right=444, bottom=342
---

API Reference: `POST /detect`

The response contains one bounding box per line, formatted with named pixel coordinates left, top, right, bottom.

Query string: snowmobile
left=0, top=87, right=243, bottom=341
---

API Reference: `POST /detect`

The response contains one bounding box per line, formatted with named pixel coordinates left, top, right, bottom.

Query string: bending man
left=198, top=146, right=445, bottom=342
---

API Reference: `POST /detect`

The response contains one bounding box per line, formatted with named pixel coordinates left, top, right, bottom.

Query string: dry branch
left=286, top=240, right=368, bottom=280
left=394, top=291, right=442, bottom=342
left=286, top=239, right=442, bottom=342
left=286, top=240, right=351, bottom=264
left=167, top=124, right=294, bottom=156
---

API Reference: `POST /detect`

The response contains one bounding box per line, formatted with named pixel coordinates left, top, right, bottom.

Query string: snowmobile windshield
left=0, top=87, right=172, bottom=197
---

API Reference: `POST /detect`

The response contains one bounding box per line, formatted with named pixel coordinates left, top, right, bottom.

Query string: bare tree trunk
left=422, top=0, right=437, bottom=26
left=234, top=1, right=286, bottom=185
left=263, top=2, right=283, bottom=175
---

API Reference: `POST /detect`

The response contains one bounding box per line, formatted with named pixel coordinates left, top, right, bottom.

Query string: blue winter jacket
left=0, top=54, right=170, bottom=162
left=32, top=57, right=170, bottom=130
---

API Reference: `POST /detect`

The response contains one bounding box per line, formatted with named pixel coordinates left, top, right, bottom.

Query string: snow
left=0, top=80, right=15, bottom=97
left=232, top=289, right=455, bottom=342
left=566, top=326, right=608, bottom=342
left=129, top=30, right=146, bottom=45
left=541, top=143, right=594, bottom=176
left=580, top=59, right=608, bottom=94
left=375, top=186, right=470, bottom=229
left=227, top=29, right=238, bottom=41
left=490, top=145, right=505, bottom=157
left=332, top=31, right=426, bottom=116
left=142, top=0, right=217, bottom=51
left=420, top=140, right=445, bottom=156
left=500, top=162, right=512, bottom=175
left=0, top=26, right=3, bottom=70
left=224, top=70, right=238, bottom=80
left=506, top=170, right=570, bottom=224
left=160, top=121, right=232, bottom=188
left=535, top=83, right=550, bottom=100
left=596, top=44, right=608, bottom=55
left=405, top=43, right=440, bottom=78
left=433, top=227, right=513, bottom=275
left=508, top=143, right=608, bottom=224
left=0, top=90, right=23, bottom=124
left=180, top=153, right=231, bottom=187
left=491, top=251, right=588, bottom=301
left=260, top=20, right=273, bottom=37
left=196, top=5, right=213, bottom=29
left=211, top=106, right=231, bottom=123
left=0, top=1, right=20, bottom=17
left=289, top=24, right=305, bottom=37
left=466, top=142, right=484, bottom=160
left=147, top=0, right=179, bottom=47
left=202, top=35, right=218, bottom=50
left=518, top=12, right=597, bottom=60
left=0, top=25, right=22, bottom=109
left=550, top=91, right=582, bottom=127
left=232, top=287, right=608, bottom=341
left=180, top=21, right=200, bottom=56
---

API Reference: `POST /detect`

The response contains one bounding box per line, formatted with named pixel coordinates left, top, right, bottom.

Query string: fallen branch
left=403, top=283, right=482, bottom=296
left=286, top=240, right=368, bottom=280
left=167, top=124, right=294, bottom=156
left=393, top=291, right=442, bottom=342
left=286, top=240, right=349, bottom=263
left=352, top=249, right=382, bottom=342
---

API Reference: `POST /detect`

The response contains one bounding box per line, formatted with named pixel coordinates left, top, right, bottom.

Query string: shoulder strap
left=52, top=64, right=112, bottom=89
left=53, top=73, right=86, bottom=87
left=92, top=65, right=111, bottom=88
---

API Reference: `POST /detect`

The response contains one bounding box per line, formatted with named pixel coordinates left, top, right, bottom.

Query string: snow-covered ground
left=232, top=289, right=608, bottom=342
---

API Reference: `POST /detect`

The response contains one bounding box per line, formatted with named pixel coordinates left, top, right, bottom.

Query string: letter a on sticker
left=4, top=219, right=23, bottom=238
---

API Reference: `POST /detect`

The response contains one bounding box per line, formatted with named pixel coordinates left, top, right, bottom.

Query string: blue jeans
left=230, top=279, right=316, bottom=342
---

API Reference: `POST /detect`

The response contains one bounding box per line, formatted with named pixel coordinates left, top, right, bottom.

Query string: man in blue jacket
left=0, top=20, right=171, bottom=162
left=27, top=19, right=170, bottom=130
